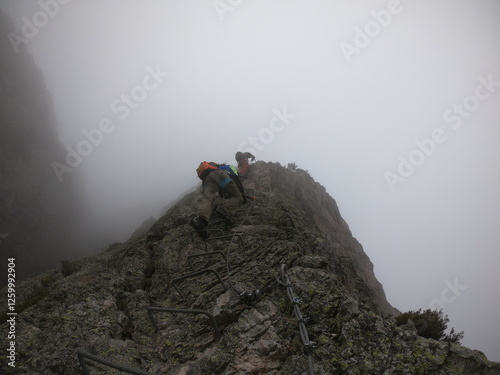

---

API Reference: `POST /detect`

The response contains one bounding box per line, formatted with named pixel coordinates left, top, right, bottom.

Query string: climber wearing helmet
left=235, top=151, right=255, bottom=177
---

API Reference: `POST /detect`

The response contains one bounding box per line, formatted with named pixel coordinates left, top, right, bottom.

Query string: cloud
left=1, top=0, right=499, bottom=361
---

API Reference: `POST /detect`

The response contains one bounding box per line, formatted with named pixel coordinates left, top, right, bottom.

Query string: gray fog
left=1, top=0, right=499, bottom=361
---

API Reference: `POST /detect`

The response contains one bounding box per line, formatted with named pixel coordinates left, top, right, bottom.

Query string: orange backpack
left=196, top=161, right=219, bottom=179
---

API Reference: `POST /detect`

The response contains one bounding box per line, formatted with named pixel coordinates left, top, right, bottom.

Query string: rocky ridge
left=1, top=161, right=499, bottom=374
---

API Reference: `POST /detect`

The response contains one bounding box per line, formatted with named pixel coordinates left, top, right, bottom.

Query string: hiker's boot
left=190, top=215, right=210, bottom=240
left=216, top=208, right=236, bottom=229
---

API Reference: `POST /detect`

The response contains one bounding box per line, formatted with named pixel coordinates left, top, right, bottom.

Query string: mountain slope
left=1, top=161, right=499, bottom=374
left=0, top=9, right=79, bottom=283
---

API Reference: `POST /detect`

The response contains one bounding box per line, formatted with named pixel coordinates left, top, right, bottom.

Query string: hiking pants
left=198, top=169, right=243, bottom=221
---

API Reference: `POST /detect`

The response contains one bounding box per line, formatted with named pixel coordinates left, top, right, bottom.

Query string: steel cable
left=278, top=265, right=315, bottom=375
left=78, top=351, right=157, bottom=375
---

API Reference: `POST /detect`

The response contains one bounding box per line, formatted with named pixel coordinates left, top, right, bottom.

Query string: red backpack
left=196, top=161, right=219, bottom=179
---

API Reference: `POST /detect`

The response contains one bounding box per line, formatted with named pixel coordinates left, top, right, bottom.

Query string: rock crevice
left=1, top=161, right=499, bottom=374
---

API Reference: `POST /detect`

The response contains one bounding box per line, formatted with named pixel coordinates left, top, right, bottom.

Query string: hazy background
left=1, top=0, right=499, bottom=361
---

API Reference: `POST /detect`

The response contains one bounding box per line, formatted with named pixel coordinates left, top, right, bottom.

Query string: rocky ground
left=1, top=162, right=499, bottom=374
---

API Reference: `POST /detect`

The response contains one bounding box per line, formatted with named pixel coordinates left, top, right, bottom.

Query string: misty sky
left=2, top=0, right=499, bottom=361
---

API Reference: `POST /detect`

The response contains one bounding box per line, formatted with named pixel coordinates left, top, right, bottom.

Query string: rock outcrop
left=1, top=161, right=499, bottom=374
left=0, top=10, right=79, bottom=282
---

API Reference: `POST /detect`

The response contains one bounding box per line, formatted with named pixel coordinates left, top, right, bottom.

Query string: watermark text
left=429, top=277, right=467, bottom=311
left=213, top=0, right=244, bottom=21
left=7, top=0, right=72, bottom=54
left=384, top=74, right=499, bottom=192
left=6, top=258, right=17, bottom=368
left=51, top=65, right=169, bottom=182
left=340, top=0, right=408, bottom=63
left=238, top=107, right=296, bottom=156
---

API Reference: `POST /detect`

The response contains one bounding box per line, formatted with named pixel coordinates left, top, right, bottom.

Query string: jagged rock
left=61, top=259, right=84, bottom=277
left=132, top=216, right=157, bottom=240
left=1, top=161, right=498, bottom=374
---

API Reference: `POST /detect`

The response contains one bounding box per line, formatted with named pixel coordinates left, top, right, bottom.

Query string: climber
left=235, top=151, right=255, bottom=177
left=190, top=161, right=247, bottom=240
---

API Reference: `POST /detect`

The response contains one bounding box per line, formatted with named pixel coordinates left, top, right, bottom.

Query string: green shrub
left=396, top=308, right=464, bottom=344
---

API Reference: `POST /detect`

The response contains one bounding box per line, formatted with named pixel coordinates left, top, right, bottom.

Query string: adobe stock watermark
left=213, top=0, right=244, bottom=21
left=384, top=73, right=500, bottom=192
left=51, top=65, right=169, bottom=182
left=7, top=0, right=72, bottom=54
left=339, top=0, right=416, bottom=64
left=429, top=277, right=467, bottom=311
left=237, top=107, right=296, bottom=156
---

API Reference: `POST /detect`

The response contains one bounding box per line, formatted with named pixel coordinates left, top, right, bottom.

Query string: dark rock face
left=2, top=161, right=499, bottom=374
left=0, top=10, right=78, bottom=282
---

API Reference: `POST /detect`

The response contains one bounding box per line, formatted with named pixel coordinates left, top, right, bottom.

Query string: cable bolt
left=292, top=297, right=303, bottom=305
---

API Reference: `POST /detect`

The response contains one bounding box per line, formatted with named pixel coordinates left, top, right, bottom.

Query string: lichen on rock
left=1, top=161, right=499, bottom=375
